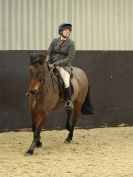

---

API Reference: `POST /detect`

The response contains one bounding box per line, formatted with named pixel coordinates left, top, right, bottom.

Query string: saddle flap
left=56, top=71, right=74, bottom=101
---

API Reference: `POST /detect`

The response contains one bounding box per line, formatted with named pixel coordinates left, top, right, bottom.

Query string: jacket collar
left=57, top=37, right=70, bottom=48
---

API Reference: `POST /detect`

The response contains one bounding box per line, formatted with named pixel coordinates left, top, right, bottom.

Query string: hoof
left=64, top=140, right=71, bottom=144
left=25, top=150, right=33, bottom=156
left=64, top=138, right=72, bottom=144
left=25, top=152, right=32, bottom=156
left=36, top=142, right=42, bottom=148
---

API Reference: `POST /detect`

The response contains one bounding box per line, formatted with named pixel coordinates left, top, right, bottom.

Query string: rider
left=47, top=23, right=75, bottom=110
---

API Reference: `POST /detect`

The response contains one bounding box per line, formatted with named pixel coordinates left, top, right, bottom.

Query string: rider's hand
left=53, top=63, right=58, bottom=67
left=53, top=61, right=60, bottom=67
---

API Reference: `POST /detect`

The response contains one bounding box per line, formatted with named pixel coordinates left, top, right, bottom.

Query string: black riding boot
left=65, top=87, right=73, bottom=110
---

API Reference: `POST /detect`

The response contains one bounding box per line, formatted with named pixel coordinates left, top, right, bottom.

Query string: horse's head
left=27, top=51, right=47, bottom=95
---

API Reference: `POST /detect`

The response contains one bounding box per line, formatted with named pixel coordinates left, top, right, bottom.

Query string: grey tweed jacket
left=47, top=37, right=75, bottom=73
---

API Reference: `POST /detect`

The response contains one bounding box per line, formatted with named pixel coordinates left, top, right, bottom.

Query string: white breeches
left=56, top=66, right=70, bottom=88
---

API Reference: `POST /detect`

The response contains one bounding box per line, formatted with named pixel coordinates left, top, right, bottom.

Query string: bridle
left=26, top=60, right=55, bottom=96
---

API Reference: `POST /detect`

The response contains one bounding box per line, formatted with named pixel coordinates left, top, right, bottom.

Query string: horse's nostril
left=30, top=89, right=37, bottom=95
left=34, top=89, right=37, bottom=93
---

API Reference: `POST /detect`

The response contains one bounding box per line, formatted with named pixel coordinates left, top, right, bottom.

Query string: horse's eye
left=40, top=79, right=45, bottom=83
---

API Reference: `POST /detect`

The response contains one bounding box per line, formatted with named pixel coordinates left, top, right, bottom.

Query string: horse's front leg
left=32, top=121, right=42, bottom=148
left=26, top=128, right=41, bottom=155
left=31, top=110, right=42, bottom=148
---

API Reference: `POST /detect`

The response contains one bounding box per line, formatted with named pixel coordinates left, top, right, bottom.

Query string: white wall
left=0, top=0, right=133, bottom=50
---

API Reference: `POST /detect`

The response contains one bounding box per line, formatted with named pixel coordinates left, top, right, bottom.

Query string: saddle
left=52, top=68, right=74, bottom=101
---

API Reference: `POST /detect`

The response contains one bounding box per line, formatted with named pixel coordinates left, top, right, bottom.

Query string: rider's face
left=62, top=28, right=71, bottom=38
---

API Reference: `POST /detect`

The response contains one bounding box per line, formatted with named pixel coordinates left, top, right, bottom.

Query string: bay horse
left=26, top=51, right=93, bottom=155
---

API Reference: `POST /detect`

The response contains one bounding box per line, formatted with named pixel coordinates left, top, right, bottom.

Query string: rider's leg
left=57, top=66, right=73, bottom=110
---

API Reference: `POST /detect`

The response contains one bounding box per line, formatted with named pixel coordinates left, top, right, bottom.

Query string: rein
left=47, top=62, right=59, bottom=91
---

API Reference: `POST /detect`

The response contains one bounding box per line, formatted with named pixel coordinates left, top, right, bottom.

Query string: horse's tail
left=81, top=87, right=94, bottom=115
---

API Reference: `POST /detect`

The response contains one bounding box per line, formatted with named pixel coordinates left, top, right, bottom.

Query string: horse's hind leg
left=65, top=110, right=73, bottom=131
left=65, top=101, right=81, bottom=143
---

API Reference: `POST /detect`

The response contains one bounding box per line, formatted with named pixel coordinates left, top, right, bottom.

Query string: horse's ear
left=28, top=50, right=32, bottom=58
left=43, top=52, right=47, bottom=60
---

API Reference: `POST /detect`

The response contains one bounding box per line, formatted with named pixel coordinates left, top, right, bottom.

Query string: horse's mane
left=29, top=51, right=47, bottom=65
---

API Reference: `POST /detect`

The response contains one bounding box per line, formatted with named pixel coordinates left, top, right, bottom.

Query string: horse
left=26, top=51, right=93, bottom=155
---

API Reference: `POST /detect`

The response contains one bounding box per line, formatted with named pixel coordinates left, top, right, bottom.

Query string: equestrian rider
left=47, top=23, right=75, bottom=110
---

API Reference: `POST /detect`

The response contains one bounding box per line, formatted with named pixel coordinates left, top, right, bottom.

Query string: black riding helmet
left=58, top=23, right=72, bottom=34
